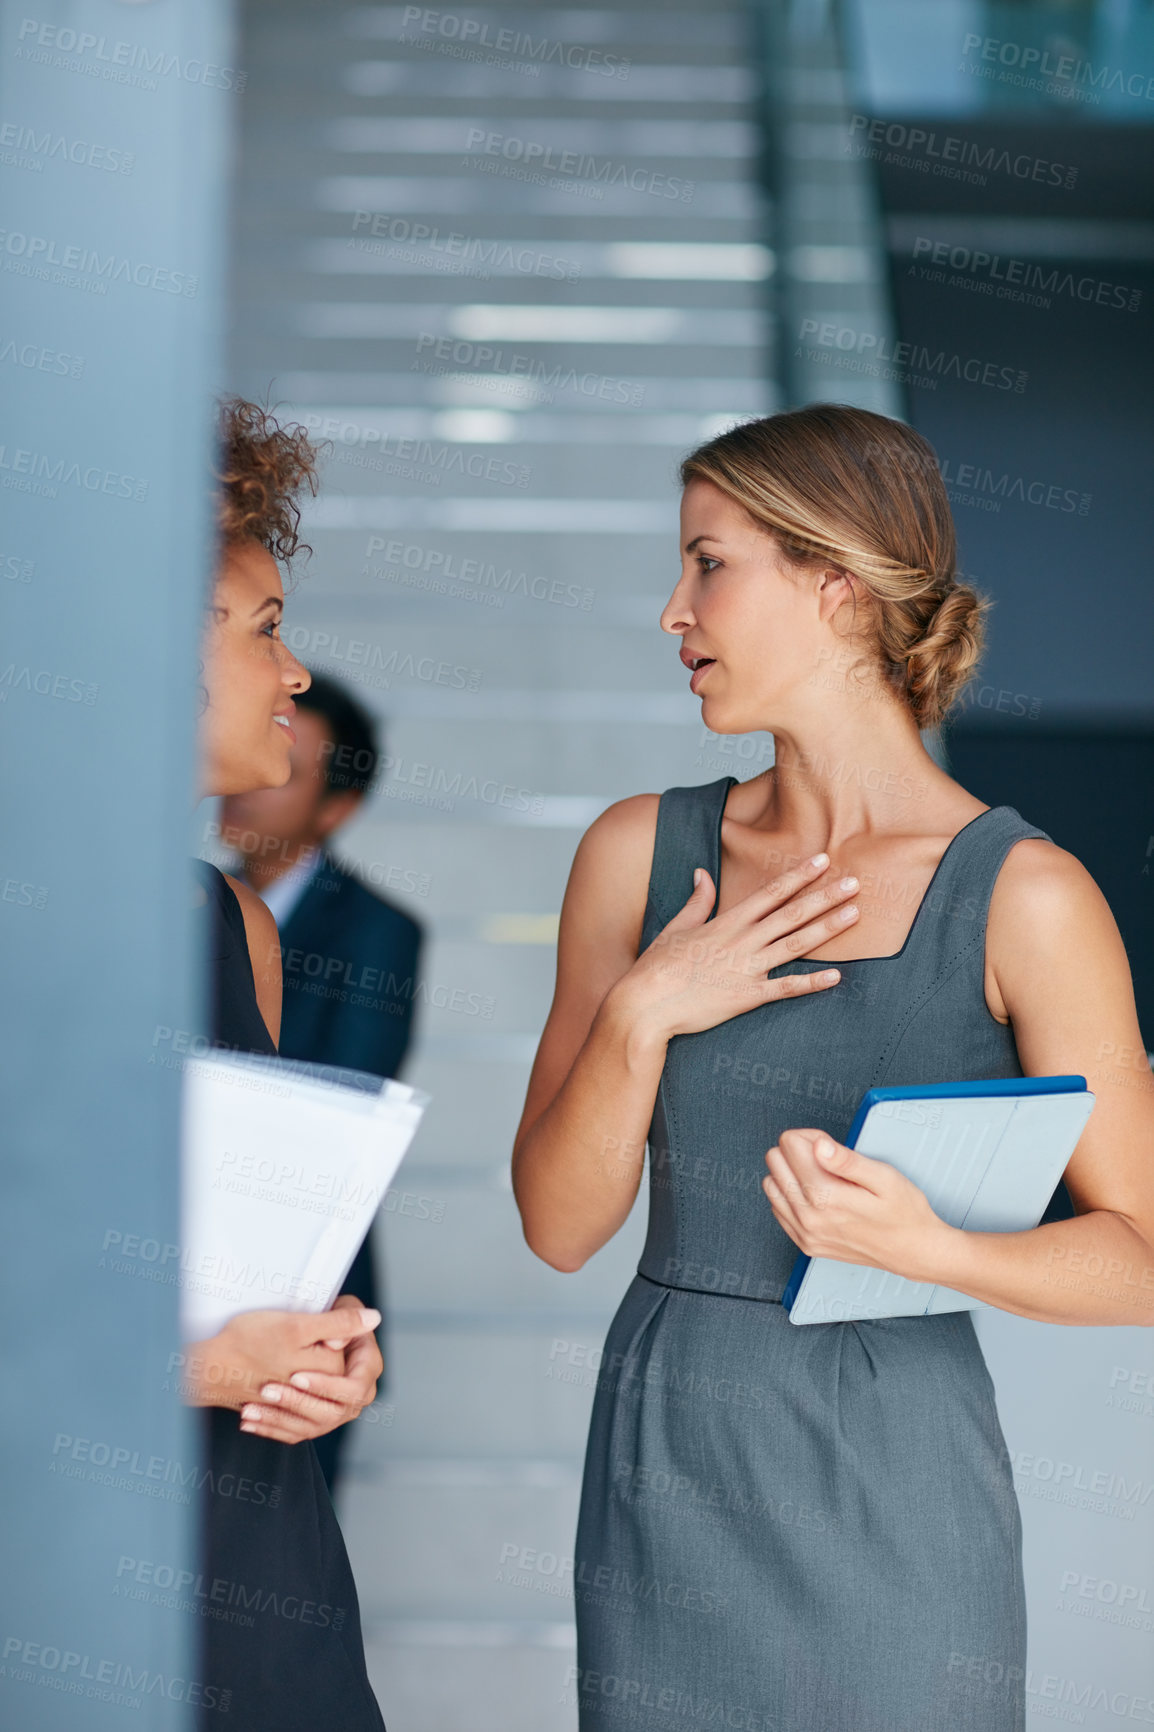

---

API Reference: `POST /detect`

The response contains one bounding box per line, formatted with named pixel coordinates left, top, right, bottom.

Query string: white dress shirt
left=251, top=850, right=321, bottom=930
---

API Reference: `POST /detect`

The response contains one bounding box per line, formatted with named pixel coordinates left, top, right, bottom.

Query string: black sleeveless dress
left=193, top=861, right=385, bottom=1731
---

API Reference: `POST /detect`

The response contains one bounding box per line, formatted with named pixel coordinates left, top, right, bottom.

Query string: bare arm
left=512, top=797, right=863, bottom=1272
left=931, top=839, right=1154, bottom=1323
left=511, top=797, right=666, bottom=1273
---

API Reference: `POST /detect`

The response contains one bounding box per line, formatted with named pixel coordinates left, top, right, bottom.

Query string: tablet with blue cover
left=783, top=1075, right=1095, bottom=1325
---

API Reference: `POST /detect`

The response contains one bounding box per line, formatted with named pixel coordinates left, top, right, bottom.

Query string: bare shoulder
left=990, top=834, right=1107, bottom=924
left=563, top=793, right=661, bottom=958
left=538, top=797, right=662, bottom=1043
left=983, top=836, right=1154, bottom=1225
left=222, top=872, right=279, bottom=948
left=512, top=795, right=662, bottom=1151
left=570, top=793, right=661, bottom=881
left=987, top=834, right=1125, bottom=1014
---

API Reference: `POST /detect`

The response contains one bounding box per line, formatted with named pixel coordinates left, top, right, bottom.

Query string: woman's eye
left=698, top=556, right=720, bottom=574
left=260, top=618, right=281, bottom=639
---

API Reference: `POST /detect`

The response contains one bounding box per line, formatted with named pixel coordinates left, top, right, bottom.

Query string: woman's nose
left=660, top=581, right=695, bottom=636
left=282, top=647, right=311, bottom=693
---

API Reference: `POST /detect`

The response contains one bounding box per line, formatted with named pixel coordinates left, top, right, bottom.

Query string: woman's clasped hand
left=183, top=1293, right=384, bottom=1444
left=763, top=1129, right=950, bottom=1283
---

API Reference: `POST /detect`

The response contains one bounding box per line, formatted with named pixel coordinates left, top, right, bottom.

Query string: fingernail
left=809, top=853, right=828, bottom=868
left=259, top=1385, right=282, bottom=1403
left=290, top=1373, right=311, bottom=1391
left=239, top=1423, right=256, bottom=1434
left=241, top=1406, right=261, bottom=1421
left=361, top=1309, right=381, bottom=1329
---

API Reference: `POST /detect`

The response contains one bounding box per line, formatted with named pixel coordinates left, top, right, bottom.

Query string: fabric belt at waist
left=637, top=1265, right=786, bottom=1307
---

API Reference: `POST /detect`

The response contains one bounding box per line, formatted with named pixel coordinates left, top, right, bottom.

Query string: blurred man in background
left=221, top=672, right=424, bottom=1493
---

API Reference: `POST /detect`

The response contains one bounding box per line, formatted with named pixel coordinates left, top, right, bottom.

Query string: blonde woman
left=513, top=405, right=1154, bottom=1732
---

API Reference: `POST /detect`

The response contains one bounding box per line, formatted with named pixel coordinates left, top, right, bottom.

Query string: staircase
left=229, top=3, right=775, bottom=1723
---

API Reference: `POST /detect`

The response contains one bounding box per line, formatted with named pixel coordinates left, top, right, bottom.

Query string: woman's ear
left=815, top=564, right=858, bottom=618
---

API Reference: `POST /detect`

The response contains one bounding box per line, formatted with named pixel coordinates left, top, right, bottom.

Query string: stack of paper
left=180, top=1050, right=429, bottom=1341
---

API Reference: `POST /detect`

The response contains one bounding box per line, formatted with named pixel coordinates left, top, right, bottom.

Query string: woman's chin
left=699, top=694, right=732, bottom=728
left=263, top=751, right=294, bottom=790
left=225, top=750, right=292, bottom=797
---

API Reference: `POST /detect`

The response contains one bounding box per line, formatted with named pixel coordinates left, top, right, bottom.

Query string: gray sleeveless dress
left=573, top=775, right=1050, bottom=1732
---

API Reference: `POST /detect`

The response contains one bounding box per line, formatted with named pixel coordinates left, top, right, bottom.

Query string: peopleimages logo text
left=911, top=238, right=1141, bottom=313
left=464, top=129, right=694, bottom=200
left=846, top=115, right=1076, bottom=189
left=939, top=457, right=1090, bottom=516
left=961, top=32, right=1154, bottom=102
left=798, top=320, right=1026, bottom=392
left=400, top=8, right=631, bottom=77
left=15, top=18, right=246, bottom=90
left=0, top=230, right=197, bottom=295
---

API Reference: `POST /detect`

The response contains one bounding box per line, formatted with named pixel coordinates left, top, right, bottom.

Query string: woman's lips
left=272, top=714, right=297, bottom=745
left=689, top=659, right=715, bottom=694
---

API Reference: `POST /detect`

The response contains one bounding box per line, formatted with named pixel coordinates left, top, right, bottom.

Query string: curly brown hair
left=214, top=397, right=321, bottom=565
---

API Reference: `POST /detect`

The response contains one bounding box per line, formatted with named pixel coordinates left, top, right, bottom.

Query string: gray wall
left=833, top=0, right=1154, bottom=1720
left=0, top=2, right=233, bottom=1724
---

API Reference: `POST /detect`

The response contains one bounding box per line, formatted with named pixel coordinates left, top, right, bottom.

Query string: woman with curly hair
left=184, top=399, right=386, bottom=1730
left=513, top=404, right=1154, bottom=1731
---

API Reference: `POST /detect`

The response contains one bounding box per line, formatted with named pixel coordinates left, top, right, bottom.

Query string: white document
left=180, top=1050, right=429, bottom=1341
left=786, top=1081, right=1095, bottom=1325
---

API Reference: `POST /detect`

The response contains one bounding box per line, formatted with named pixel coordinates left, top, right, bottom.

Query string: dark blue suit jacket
left=276, top=853, right=423, bottom=1084
left=273, top=856, right=423, bottom=1486
left=273, top=853, right=423, bottom=1333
